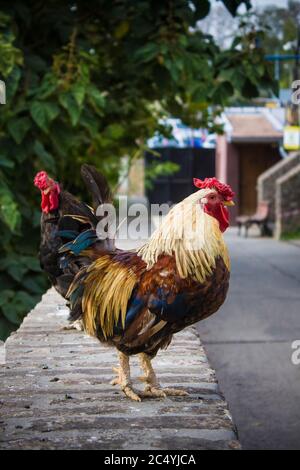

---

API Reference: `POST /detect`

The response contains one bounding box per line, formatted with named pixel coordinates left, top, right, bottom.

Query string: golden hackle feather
left=138, top=188, right=230, bottom=283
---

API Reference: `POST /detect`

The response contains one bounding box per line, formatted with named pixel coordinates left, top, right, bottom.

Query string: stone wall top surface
left=0, top=288, right=240, bottom=450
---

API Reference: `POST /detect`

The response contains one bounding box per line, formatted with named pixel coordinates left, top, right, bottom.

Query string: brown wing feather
left=67, top=248, right=229, bottom=358
left=114, top=255, right=230, bottom=357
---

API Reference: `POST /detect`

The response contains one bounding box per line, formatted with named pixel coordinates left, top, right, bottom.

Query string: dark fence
left=145, top=147, right=215, bottom=204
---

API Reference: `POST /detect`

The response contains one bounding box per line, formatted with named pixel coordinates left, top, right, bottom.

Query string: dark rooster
left=35, top=166, right=234, bottom=401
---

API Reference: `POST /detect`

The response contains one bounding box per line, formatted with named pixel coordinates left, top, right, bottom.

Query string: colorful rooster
left=34, top=165, right=234, bottom=401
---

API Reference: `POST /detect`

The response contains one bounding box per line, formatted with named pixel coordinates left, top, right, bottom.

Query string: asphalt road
left=197, top=228, right=300, bottom=450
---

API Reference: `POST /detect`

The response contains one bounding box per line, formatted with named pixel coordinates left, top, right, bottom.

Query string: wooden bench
left=236, top=201, right=270, bottom=237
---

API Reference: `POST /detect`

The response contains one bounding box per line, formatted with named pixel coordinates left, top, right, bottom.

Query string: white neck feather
left=137, top=189, right=229, bottom=282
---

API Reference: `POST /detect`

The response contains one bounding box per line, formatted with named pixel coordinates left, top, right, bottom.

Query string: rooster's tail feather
left=80, top=164, right=112, bottom=211
left=40, top=165, right=112, bottom=299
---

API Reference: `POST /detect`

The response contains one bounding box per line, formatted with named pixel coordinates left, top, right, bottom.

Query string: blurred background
left=0, top=0, right=300, bottom=449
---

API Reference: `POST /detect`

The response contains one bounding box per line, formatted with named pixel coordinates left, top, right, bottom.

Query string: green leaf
left=33, top=140, right=56, bottom=172
left=37, top=74, right=58, bottom=99
left=45, top=102, right=60, bottom=121
left=26, top=54, right=47, bottom=73
left=6, top=66, right=21, bottom=101
left=30, top=101, right=48, bottom=130
left=22, top=275, right=47, bottom=294
left=241, top=78, right=259, bottom=98
left=22, top=256, right=41, bottom=272
left=114, top=20, right=130, bottom=39
left=193, top=0, right=210, bottom=20
left=7, top=116, right=31, bottom=144
left=211, top=81, right=234, bottom=104
left=5, top=263, right=27, bottom=282
left=221, top=0, right=251, bottom=17
left=105, top=123, right=125, bottom=139
left=220, top=68, right=245, bottom=90
left=50, top=121, right=74, bottom=154
left=134, top=43, right=160, bottom=63
left=0, top=289, right=14, bottom=308
left=80, top=111, right=99, bottom=137
left=88, top=86, right=106, bottom=112
left=0, top=188, right=21, bottom=232
left=231, top=36, right=242, bottom=49
left=1, top=291, right=37, bottom=325
left=59, top=93, right=82, bottom=126
left=145, top=161, right=179, bottom=189
left=30, top=101, right=59, bottom=132
left=1, top=255, right=40, bottom=282
left=72, top=82, right=86, bottom=107
left=0, top=315, right=16, bottom=341
left=0, top=155, right=15, bottom=168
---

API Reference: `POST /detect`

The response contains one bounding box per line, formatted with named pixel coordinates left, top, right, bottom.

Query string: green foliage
left=0, top=0, right=274, bottom=339
left=145, top=161, right=180, bottom=190
left=280, top=229, right=300, bottom=241
left=0, top=12, right=23, bottom=75
left=256, top=0, right=300, bottom=88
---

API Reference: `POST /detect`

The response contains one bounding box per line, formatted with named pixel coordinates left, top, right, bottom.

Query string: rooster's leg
left=139, top=353, right=188, bottom=398
left=110, top=351, right=141, bottom=402
left=62, top=319, right=84, bottom=331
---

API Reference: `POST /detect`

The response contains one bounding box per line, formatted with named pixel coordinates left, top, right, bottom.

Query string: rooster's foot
left=110, top=374, right=141, bottom=402
left=139, top=353, right=188, bottom=399
left=122, top=385, right=141, bottom=402
left=110, top=366, right=121, bottom=385
left=110, top=354, right=141, bottom=402
left=141, top=385, right=167, bottom=398
left=62, top=319, right=84, bottom=331
left=141, top=384, right=188, bottom=398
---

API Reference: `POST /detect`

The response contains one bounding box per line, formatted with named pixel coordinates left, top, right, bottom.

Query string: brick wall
left=257, top=153, right=300, bottom=223
left=275, top=164, right=300, bottom=239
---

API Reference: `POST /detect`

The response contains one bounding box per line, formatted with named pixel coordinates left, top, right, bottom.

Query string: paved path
left=0, top=289, right=239, bottom=450
left=197, top=228, right=300, bottom=450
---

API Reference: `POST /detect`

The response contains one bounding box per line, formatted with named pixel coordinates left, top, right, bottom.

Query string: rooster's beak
left=223, top=200, right=235, bottom=207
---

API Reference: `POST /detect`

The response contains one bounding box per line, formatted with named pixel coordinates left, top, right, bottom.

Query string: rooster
left=34, top=165, right=234, bottom=401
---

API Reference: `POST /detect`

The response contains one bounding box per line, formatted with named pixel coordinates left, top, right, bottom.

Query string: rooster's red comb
left=34, top=171, right=53, bottom=190
left=193, top=177, right=234, bottom=201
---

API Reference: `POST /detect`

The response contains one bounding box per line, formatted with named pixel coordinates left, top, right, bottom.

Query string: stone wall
left=275, top=164, right=300, bottom=239
left=0, top=288, right=240, bottom=450
left=257, top=153, right=300, bottom=223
